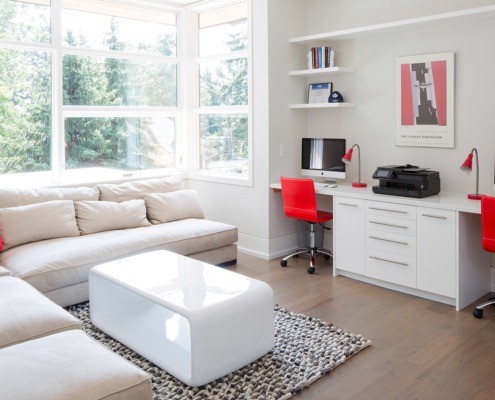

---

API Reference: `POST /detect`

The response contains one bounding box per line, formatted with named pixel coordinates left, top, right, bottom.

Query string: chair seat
left=299, top=211, right=333, bottom=224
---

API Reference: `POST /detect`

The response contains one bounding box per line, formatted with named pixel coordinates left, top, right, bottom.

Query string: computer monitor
left=301, top=138, right=346, bottom=182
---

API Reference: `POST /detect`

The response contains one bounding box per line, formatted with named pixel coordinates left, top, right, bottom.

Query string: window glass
left=65, top=116, right=175, bottom=170
left=199, top=114, right=248, bottom=175
left=199, top=19, right=247, bottom=57
left=200, top=57, right=248, bottom=107
left=0, top=0, right=50, bottom=43
left=63, top=55, right=177, bottom=107
left=61, top=1, right=176, bottom=56
left=0, top=48, right=51, bottom=174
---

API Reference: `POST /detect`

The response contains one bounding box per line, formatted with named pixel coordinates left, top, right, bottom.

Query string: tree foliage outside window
left=199, top=17, right=249, bottom=176
left=0, top=1, right=177, bottom=177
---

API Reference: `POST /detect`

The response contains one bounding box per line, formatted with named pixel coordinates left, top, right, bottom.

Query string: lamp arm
left=472, top=147, right=479, bottom=196
left=353, top=144, right=361, bottom=183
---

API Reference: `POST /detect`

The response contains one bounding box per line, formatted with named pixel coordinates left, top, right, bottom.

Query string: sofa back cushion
left=144, top=190, right=204, bottom=224
left=0, top=187, right=99, bottom=209
left=0, top=200, right=80, bottom=251
left=98, top=175, right=183, bottom=202
left=74, top=199, right=151, bottom=235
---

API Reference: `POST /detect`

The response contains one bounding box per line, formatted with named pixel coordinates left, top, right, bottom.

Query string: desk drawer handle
left=368, top=206, right=408, bottom=214
left=339, top=202, right=358, bottom=207
left=369, top=255, right=408, bottom=266
left=369, top=235, right=408, bottom=245
left=369, top=220, right=408, bottom=229
left=422, top=213, right=447, bottom=220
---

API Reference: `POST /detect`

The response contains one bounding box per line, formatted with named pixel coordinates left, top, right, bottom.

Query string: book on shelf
left=307, top=47, right=335, bottom=69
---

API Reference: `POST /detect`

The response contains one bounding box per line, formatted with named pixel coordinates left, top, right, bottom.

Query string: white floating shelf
left=289, top=67, right=355, bottom=77
left=289, top=103, right=355, bottom=109
left=290, top=5, right=495, bottom=45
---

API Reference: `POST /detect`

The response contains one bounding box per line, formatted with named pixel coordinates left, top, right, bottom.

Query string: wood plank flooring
left=230, top=252, right=495, bottom=400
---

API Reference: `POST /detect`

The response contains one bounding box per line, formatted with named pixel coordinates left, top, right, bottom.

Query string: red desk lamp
left=460, top=147, right=483, bottom=200
left=342, top=144, right=367, bottom=188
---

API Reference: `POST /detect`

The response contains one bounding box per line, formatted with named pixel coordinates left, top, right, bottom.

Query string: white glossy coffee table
left=89, top=250, right=274, bottom=387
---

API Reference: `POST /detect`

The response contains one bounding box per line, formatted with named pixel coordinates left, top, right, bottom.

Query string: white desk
left=271, top=183, right=490, bottom=311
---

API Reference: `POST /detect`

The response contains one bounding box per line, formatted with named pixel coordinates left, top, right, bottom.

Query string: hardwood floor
left=230, top=252, right=495, bottom=400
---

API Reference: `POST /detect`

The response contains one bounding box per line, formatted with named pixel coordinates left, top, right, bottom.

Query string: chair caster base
left=307, top=267, right=315, bottom=274
left=280, top=260, right=287, bottom=267
left=473, top=308, right=483, bottom=319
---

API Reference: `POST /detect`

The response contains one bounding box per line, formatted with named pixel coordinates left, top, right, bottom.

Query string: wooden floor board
left=230, top=252, right=495, bottom=399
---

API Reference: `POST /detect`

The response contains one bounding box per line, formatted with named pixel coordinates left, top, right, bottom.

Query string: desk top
left=270, top=182, right=482, bottom=214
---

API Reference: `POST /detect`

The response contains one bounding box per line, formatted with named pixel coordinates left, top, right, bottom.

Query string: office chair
left=279, top=177, right=333, bottom=274
left=473, top=195, right=495, bottom=319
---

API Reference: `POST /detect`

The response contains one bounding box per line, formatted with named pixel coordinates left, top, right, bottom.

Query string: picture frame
left=308, top=82, right=333, bottom=104
left=395, top=52, right=455, bottom=148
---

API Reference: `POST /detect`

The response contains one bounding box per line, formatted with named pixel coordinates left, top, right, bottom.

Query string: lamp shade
left=342, top=148, right=353, bottom=163
left=460, top=153, right=473, bottom=172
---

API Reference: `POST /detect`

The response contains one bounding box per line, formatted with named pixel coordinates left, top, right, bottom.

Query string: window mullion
left=51, top=0, right=64, bottom=183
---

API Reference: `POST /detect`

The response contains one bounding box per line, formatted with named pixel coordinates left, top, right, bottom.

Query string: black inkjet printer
left=372, top=164, right=440, bottom=198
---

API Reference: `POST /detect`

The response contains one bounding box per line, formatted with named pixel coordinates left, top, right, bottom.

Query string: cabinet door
left=334, top=197, right=365, bottom=274
left=417, top=207, right=456, bottom=297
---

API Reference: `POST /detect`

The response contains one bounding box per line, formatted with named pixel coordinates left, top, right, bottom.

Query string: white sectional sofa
left=0, top=271, right=153, bottom=399
left=0, top=175, right=238, bottom=307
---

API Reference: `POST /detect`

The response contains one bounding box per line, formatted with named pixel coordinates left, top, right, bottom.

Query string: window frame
left=187, top=0, right=253, bottom=187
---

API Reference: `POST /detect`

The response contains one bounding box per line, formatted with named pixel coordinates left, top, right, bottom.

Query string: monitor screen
left=301, top=138, right=346, bottom=181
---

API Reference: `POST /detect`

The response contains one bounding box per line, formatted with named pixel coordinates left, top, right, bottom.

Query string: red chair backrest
left=482, top=195, right=495, bottom=253
left=280, top=177, right=318, bottom=221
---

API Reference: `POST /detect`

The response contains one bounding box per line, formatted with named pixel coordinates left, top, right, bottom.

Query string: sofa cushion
left=0, top=330, right=153, bottom=400
left=0, top=200, right=80, bottom=251
left=1, top=219, right=238, bottom=296
left=144, top=190, right=204, bottom=224
left=75, top=199, right=151, bottom=235
left=0, top=276, right=80, bottom=348
left=98, top=175, right=183, bottom=202
left=0, top=186, right=99, bottom=208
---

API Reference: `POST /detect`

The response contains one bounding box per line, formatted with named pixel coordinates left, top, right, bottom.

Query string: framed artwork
left=308, top=82, right=332, bottom=104
left=395, top=52, right=454, bottom=148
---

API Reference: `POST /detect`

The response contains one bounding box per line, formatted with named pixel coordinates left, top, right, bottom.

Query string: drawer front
left=366, top=229, right=417, bottom=257
left=365, top=249, right=417, bottom=288
left=366, top=214, right=417, bottom=236
left=366, top=200, right=416, bottom=220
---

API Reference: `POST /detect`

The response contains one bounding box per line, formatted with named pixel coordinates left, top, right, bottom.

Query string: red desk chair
left=279, top=177, right=333, bottom=274
left=473, top=195, right=495, bottom=319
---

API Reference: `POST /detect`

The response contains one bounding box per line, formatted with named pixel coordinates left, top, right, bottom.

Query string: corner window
left=196, top=2, right=250, bottom=180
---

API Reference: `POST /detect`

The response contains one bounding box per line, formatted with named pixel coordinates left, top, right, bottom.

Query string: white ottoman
left=89, top=250, right=274, bottom=387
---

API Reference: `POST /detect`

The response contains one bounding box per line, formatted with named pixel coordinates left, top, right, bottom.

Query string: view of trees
left=0, top=1, right=249, bottom=176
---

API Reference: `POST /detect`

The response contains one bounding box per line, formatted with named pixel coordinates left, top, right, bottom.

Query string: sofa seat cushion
left=0, top=330, right=152, bottom=400
left=1, top=219, right=238, bottom=295
left=0, top=277, right=80, bottom=349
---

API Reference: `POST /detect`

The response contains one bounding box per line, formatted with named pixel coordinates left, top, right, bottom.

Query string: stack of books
left=308, top=47, right=335, bottom=69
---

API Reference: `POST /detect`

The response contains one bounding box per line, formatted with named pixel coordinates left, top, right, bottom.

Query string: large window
left=196, top=2, right=250, bottom=179
left=0, top=0, right=178, bottom=185
left=0, top=0, right=251, bottom=186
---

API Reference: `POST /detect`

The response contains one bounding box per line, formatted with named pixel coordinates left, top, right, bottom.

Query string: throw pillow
left=144, top=190, right=204, bottom=224
left=97, top=175, right=184, bottom=202
left=74, top=199, right=151, bottom=235
left=0, top=200, right=80, bottom=251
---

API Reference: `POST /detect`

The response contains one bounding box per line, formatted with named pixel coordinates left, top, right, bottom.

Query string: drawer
left=366, top=229, right=417, bottom=257
left=366, top=200, right=416, bottom=220
left=365, top=249, right=417, bottom=288
left=366, top=214, right=417, bottom=236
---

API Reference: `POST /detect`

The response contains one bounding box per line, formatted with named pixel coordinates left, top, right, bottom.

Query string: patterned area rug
left=67, top=302, right=371, bottom=400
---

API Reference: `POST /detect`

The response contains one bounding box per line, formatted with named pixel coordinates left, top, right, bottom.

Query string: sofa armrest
left=0, top=266, right=11, bottom=277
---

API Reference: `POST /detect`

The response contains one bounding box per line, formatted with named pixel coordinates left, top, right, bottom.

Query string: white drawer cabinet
left=334, top=197, right=365, bottom=275
left=417, top=207, right=456, bottom=297
left=365, top=200, right=417, bottom=288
